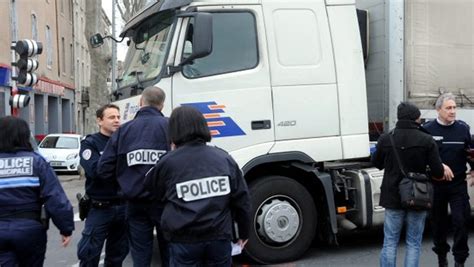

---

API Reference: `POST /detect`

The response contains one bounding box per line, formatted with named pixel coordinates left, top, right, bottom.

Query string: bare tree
left=115, top=0, right=148, bottom=23
left=84, top=0, right=112, bottom=135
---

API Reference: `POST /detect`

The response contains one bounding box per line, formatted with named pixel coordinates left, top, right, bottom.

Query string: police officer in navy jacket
left=0, top=116, right=74, bottom=267
left=145, top=106, right=251, bottom=267
left=77, top=104, right=128, bottom=266
left=423, top=93, right=474, bottom=267
left=98, top=86, right=170, bottom=267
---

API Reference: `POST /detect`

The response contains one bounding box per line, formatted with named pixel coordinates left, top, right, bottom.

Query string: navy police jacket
left=0, top=150, right=74, bottom=236
left=98, top=106, right=170, bottom=200
left=80, top=132, right=121, bottom=200
left=423, top=119, right=474, bottom=184
left=145, top=141, right=251, bottom=243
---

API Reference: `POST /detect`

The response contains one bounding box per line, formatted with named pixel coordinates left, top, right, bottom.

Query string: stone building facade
left=0, top=0, right=111, bottom=140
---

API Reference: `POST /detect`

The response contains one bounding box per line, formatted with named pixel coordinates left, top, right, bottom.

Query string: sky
left=102, top=0, right=128, bottom=61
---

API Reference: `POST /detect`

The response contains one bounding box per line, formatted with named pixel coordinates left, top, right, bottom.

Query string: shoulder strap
left=389, top=131, right=408, bottom=177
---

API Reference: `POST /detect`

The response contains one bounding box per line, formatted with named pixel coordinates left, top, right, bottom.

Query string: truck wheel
left=244, top=175, right=317, bottom=263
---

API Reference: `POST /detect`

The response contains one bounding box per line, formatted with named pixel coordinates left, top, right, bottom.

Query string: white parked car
left=38, top=134, right=82, bottom=173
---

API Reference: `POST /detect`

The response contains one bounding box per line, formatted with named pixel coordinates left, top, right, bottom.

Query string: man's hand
left=468, top=171, right=474, bottom=187
left=442, top=164, right=454, bottom=181
left=61, top=235, right=71, bottom=247
left=237, top=239, right=248, bottom=249
left=433, top=164, right=454, bottom=181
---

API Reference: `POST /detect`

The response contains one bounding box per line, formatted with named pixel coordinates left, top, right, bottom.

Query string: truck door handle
left=251, top=120, right=271, bottom=130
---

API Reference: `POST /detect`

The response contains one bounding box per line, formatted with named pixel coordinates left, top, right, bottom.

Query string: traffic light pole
left=9, top=0, right=18, bottom=117
left=10, top=43, right=19, bottom=117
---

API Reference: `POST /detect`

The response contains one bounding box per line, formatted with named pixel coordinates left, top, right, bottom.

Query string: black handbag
left=389, top=133, right=433, bottom=210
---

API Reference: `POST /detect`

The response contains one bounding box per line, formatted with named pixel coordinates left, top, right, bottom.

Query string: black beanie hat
left=397, top=101, right=421, bottom=121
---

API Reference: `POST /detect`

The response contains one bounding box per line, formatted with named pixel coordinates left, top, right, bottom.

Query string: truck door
left=263, top=0, right=341, bottom=161
left=171, top=6, right=274, bottom=161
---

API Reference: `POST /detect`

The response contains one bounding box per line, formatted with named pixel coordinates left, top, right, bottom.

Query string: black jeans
left=431, top=182, right=471, bottom=263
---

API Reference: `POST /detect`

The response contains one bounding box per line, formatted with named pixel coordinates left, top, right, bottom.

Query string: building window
left=70, top=43, right=74, bottom=76
left=69, top=0, right=73, bottom=22
left=76, top=12, right=79, bottom=34
left=61, top=37, right=66, bottom=74
left=77, top=59, right=80, bottom=82
left=81, top=17, right=84, bottom=42
left=46, top=25, right=52, bottom=68
left=31, top=13, right=38, bottom=40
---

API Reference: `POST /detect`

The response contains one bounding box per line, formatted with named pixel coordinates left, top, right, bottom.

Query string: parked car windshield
left=39, top=136, right=79, bottom=149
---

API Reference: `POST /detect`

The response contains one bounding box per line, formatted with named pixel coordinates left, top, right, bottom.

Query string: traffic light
left=9, top=93, right=30, bottom=108
left=11, top=39, right=43, bottom=87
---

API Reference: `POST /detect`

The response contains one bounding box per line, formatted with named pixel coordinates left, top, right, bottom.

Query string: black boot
left=454, top=262, right=464, bottom=267
left=438, top=255, right=448, bottom=267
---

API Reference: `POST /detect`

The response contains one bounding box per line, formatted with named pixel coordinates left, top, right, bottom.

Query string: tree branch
left=115, top=0, right=126, bottom=22
left=116, top=0, right=146, bottom=23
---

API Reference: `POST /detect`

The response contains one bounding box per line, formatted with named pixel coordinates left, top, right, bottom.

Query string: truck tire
left=244, top=175, right=317, bottom=263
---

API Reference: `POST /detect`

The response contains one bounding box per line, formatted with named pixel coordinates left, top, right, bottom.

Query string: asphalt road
left=44, top=174, right=474, bottom=267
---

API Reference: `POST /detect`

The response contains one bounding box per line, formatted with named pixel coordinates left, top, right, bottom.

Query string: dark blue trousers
left=127, top=202, right=168, bottom=267
left=0, top=219, right=47, bottom=267
left=431, top=182, right=471, bottom=263
left=77, top=205, right=129, bottom=267
left=169, top=240, right=232, bottom=267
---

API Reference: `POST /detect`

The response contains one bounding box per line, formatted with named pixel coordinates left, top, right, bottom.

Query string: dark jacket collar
left=178, top=139, right=207, bottom=149
left=434, top=118, right=457, bottom=128
left=96, top=132, right=110, bottom=140
left=134, top=106, right=164, bottom=118
left=395, top=120, right=432, bottom=135
left=395, top=120, right=421, bottom=130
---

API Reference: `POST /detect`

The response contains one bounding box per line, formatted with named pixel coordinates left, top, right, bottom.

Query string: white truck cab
left=91, top=0, right=385, bottom=263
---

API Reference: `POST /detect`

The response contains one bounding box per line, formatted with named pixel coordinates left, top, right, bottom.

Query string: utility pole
left=9, top=0, right=18, bottom=117
left=111, top=0, right=117, bottom=93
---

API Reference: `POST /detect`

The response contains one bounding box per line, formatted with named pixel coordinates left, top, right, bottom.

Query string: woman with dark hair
left=168, top=105, right=212, bottom=147
left=145, top=106, right=251, bottom=266
left=0, top=116, right=74, bottom=267
left=0, top=116, right=33, bottom=152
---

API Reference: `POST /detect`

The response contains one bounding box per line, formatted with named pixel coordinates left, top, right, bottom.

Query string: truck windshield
left=119, top=10, right=175, bottom=88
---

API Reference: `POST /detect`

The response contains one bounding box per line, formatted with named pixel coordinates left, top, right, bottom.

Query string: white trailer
left=356, top=0, right=474, bottom=131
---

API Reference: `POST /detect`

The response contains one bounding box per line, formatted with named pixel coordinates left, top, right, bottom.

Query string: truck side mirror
left=90, top=33, right=104, bottom=48
left=180, top=12, right=213, bottom=66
